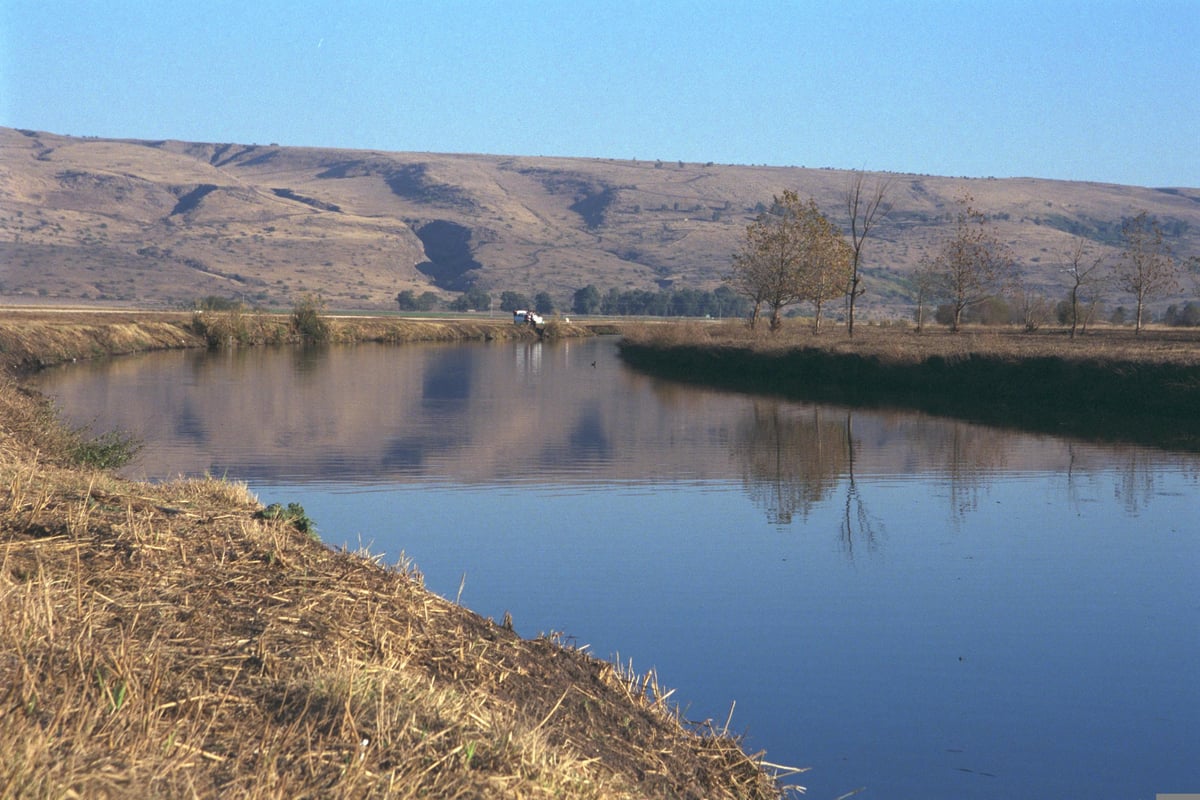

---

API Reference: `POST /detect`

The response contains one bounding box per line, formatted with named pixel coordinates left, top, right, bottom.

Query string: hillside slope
left=2, top=127, right=1197, bottom=315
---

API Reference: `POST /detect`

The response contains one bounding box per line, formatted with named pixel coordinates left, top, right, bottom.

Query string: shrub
left=291, top=294, right=330, bottom=343
left=191, top=307, right=252, bottom=348
left=71, top=427, right=141, bottom=469
left=259, top=502, right=317, bottom=539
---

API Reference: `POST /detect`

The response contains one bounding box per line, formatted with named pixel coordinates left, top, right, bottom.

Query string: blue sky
left=2, top=1, right=1197, bottom=187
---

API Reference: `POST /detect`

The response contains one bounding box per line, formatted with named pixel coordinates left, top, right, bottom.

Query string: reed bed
left=0, top=371, right=792, bottom=798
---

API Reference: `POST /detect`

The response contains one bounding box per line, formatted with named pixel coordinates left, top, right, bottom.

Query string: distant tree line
left=395, top=285, right=749, bottom=319
left=570, top=284, right=751, bottom=318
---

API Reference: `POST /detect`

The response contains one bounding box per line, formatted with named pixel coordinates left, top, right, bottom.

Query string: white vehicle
left=512, top=309, right=544, bottom=327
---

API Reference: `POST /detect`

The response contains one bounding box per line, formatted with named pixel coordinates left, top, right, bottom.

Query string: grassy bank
left=619, top=321, right=1200, bottom=451
left=0, top=308, right=597, bottom=374
left=0, top=311, right=791, bottom=798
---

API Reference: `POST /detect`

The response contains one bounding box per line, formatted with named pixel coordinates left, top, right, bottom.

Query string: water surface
left=32, top=338, right=1200, bottom=799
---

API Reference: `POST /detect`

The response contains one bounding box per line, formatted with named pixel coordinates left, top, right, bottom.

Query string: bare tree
left=912, top=255, right=941, bottom=334
left=1014, top=277, right=1051, bottom=332
left=844, top=171, right=891, bottom=337
left=1063, top=236, right=1107, bottom=339
left=1114, top=210, right=1179, bottom=333
left=929, top=195, right=1016, bottom=332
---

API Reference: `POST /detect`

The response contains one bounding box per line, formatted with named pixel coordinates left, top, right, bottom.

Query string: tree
left=795, top=201, right=853, bottom=333
left=572, top=285, right=601, bottom=315
left=533, top=291, right=555, bottom=314
left=393, top=291, right=441, bottom=311
left=1062, top=237, right=1106, bottom=339
left=928, top=196, right=1016, bottom=332
left=728, top=190, right=817, bottom=331
left=499, top=291, right=531, bottom=312
left=1010, top=275, right=1051, bottom=331
left=449, top=286, right=491, bottom=312
left=844, top=171, right=891, bottom=337
left=912, top=256, right=942, bottom=333
left=1114, top=210, right=1179, bottom=334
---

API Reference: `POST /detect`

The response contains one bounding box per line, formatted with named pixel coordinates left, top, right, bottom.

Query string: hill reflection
left=31, top=339, right=1197, bottom=525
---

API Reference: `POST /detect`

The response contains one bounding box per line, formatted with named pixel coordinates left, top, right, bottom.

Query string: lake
left=31, top=336, right=1199, bottom=799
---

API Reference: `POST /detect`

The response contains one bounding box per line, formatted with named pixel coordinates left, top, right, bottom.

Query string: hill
left=2, top=127, right=1197, bottom=316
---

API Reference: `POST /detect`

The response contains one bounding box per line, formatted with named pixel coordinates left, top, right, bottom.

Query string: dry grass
left=621, top=317, right=1200, bottom=367
left=0, top=362, right=791, bottom=798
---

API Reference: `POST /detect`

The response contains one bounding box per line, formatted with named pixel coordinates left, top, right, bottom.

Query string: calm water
left=32, top=338, right=1199, bottom=799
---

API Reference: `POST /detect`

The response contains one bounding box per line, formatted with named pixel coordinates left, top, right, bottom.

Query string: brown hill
left=2, top=126, right=1197, bottom=316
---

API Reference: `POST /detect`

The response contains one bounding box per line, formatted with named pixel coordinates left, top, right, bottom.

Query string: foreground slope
left=2, top=126, right=1197, bottom=314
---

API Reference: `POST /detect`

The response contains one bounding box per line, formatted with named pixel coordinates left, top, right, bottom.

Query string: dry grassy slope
left=2, top=126, right=1198, bottom=313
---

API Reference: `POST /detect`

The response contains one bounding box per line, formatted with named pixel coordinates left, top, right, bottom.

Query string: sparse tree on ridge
left=844, top=171, right=891, bottom=337
left=928, top=195, right=1016, bottom=332
left=1114, top=210, right=1179, bottom=333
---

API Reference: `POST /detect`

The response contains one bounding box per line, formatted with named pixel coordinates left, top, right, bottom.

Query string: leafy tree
left=1114, top=210, right=1179, bottom=333
left=844, top=172, right=890, bottom=337
left=927, top=196, right=1016, bottom=332
left=396, top=290, right=441, bottom=312
left=534, top=291, right=555, bottom=314
left=728, top=190, right=809, bottom=331
left=499, top=291, right=531, bottom=312
left=572, top=284, right=601, bottom=315
left=449, top=286, right=491, bottom=312
left=1165, top=301, right=1200, bottom=326
left=795, top=201, right=853, bottom=333
left=396, top=290, right=417, bottom=310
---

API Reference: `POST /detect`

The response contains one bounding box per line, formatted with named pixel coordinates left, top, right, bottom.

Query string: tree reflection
left=841, top=412, right=881, bottom=556
left=734, top=400, right=846, bottom=526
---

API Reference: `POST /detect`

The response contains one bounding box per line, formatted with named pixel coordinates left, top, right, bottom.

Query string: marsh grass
left=0, top=372, right=790, bottom=798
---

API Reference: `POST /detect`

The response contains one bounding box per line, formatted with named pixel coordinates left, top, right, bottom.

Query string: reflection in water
left=733, top=401, right=846, bottom=525
left=31, top=339, right=1198, bottom=525
left=841, top=412, right=881, bottom=557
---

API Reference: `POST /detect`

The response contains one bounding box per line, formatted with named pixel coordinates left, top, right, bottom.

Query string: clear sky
left=2, top=1, right=1197, bottom=188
